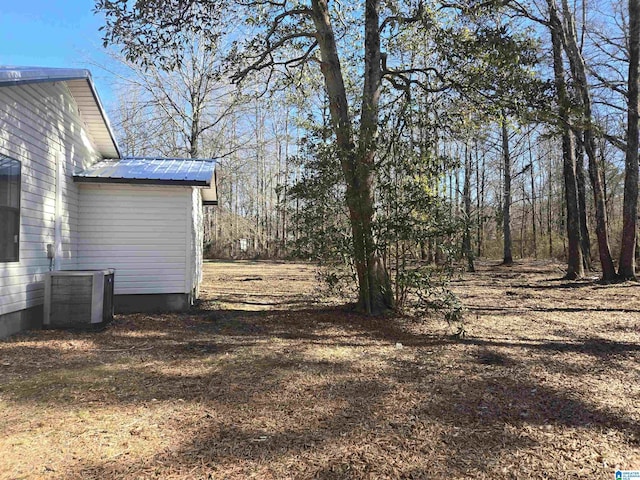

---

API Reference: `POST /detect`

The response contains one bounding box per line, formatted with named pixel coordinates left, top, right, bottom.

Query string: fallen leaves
left=0, top=260, right=638, bottom=479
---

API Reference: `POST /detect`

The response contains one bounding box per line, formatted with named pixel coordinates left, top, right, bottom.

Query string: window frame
left=0, top=156, right=21, bottom=263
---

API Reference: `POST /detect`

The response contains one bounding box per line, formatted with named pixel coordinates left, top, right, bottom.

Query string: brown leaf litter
left=0, top=259, right=638, bottom=479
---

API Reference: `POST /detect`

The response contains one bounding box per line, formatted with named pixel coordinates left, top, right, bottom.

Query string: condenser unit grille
left=44, top=269, right=115, bottom=328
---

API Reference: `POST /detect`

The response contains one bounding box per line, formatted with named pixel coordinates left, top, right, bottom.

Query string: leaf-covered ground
left=1, top=260, right=639, bottom=479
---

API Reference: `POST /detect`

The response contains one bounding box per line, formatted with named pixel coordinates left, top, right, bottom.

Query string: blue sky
left=0, top=0, right=117, bottom=105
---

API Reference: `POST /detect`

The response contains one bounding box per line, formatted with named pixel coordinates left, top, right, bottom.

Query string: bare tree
left=618, top=0, right=640, bottom=279
left=548, top=0, right=584, bottom=279
left=559, top=0, right=617, bottom=280
left=103, top=33, right=243, bottom=159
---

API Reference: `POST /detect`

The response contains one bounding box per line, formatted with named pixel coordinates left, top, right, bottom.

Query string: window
left=0, top=156, right=20, bottom=262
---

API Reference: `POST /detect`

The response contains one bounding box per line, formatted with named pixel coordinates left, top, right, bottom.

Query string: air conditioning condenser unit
left=43, top=269, right=115, bottom=328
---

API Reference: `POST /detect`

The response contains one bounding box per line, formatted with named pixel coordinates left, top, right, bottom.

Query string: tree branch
left=233, top=31, right=317, bottom=83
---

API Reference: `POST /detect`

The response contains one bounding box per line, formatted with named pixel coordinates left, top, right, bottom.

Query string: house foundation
left=0, top=306, right=43, bottom=339
left=114, top=293, right=192, bottom=313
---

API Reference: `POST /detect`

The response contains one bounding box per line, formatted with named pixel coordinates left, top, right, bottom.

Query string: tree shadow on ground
left=45, top=310, right=639, bottom=479
left=3, top=259, right=640, bottom=478
left=454, top=336, right=640, bottom=358
left=465, top=304, right=640, bottom=314
left=512, top=281, right=597, bottom=289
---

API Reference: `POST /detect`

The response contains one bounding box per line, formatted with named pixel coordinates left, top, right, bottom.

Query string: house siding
left=191, top=188, right=203, bottom=298
left=77, top=184, right=194, bottom=296
left=0, top=82, right=101, bottom=318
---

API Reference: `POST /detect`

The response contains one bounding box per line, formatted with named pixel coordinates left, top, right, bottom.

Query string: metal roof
left=0, top=66, right=91, bottom=85
left=73, top=157, right=216, bottom=185
left=0, top=66, right=121, bottom=159
left=74, top=157, right=218, bottom=205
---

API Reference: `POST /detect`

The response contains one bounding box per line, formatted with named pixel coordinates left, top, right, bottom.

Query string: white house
left=0, top=66, right=217, bottom=338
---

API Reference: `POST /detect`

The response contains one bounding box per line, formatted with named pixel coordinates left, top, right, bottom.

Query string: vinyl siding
left=0, top=82, right=101, bottom=316
left=191, top=188, right=203, bottom=298
left=77, top=184, right=194, bottom=295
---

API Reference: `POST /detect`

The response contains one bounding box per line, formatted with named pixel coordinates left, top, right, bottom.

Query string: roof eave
left=83, top=77, right=122, bottom=159
left=73, top=176, right=210, bottom=187
left=0, top=67, right=122, bottom=159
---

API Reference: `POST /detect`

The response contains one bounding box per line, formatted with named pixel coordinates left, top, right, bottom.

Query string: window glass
left=0, top=157, right=21, bottom=262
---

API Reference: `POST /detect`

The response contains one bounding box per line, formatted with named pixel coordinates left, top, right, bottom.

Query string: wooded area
left=94, top=0, right=640, bottom=313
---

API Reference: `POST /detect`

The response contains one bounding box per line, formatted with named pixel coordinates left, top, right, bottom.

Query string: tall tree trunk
left=560, top=0, right=617, bottom=280
left=529, top=141, right=538, bottom=259
left=548, top=153, right=553, bottom=257
left=455, top=158, right=460, bottom=216
left=560, top=132, right=584, bottom=279
left=502, top=117, right=513, bottom=265
left=463, top=141, right=475, bottom=272
left=189, top=116, right=199, bottom=158
left=619, top=0, right=640, bottom=279
left=574, top=137, right=591, bottom=270
left=282, top=109, right=290, bottom=249
left=520, top=180, right=526, bottom=258
left=549, top=0, right=584, bottom=279
left=311, top=0, right=393, bottom=313
left=476, top=144, right=485, bottom=258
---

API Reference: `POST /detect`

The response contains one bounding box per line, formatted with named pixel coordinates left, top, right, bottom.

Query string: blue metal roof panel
left=73, top=158, right=217, bottom=185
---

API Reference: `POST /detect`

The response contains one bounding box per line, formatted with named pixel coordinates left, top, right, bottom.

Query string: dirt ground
left=1, top=260, right=639, bottom=479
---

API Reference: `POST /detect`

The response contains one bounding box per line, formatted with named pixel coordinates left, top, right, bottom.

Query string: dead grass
left=1, top=259, right=639, bottom=479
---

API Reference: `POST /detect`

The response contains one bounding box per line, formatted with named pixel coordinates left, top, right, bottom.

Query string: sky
left=0, top=0, right=117, bottom=106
